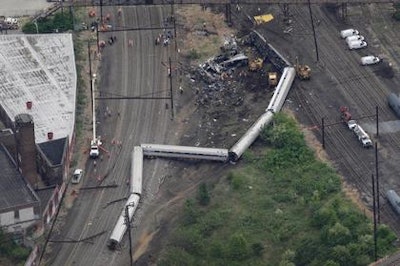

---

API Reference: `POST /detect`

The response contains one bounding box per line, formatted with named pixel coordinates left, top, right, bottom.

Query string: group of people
left=155, top=30, right=174, bottom=47
left=155, top=16, right=174, bottom=46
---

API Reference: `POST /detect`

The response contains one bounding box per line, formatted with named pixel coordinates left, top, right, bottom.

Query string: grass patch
left=158, top=113, right=397, bottom=265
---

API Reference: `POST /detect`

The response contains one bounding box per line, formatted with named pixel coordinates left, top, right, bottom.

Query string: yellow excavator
left=248, top=58, right=263, bottom=71
left=268, top=72, right=278, bottom=87
left=295, top=57, right=311, bottom=80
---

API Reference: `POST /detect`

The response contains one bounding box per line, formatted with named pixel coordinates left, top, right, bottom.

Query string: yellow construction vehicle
left=295, top=57, right=311, bottom=80
left=268, top=72, right=278, bottom=87
left=248, top=58, right=263, bottom=71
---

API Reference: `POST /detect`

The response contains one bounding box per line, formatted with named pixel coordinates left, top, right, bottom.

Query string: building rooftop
left=38, top=137, right=67, bottom=166
left=0, top=34, right=76, bottom=144
left=35, top=187, right=55, bottom=213
left=0, top=145, right=39, bottom=211
left=0, top=0, right=53, bottom=17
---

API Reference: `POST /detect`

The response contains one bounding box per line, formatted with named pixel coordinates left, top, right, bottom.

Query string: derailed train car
left=386, top=190, right=400, bottom=215
left=108, top=193, right=140, bottom=250
left=229, top=111, right=274, bottom=162
left=141, top=143, right=229, bottom=162
left=130, top=146, right=143, bottom=195
left=229, top=29, right=296, bottom=162
left=229, top=66, right=295, bottom=162
left=266, top=67, right=296, bottom=113
left=108, top=146, right=143, bottom=250
left=388, top=93, right=400, bottom=118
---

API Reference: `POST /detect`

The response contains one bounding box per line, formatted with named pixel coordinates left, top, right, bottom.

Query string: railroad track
left=282, top=3, right=400, bottom=236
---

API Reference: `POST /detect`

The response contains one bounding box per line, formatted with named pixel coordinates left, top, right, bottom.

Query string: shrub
left=188, top=49, right=201, bottom=60
left=182, top=199, right=200, bottom=226
left=228, top=233, right=250, bottom=260
left=197, top=183, right=210, bottom=206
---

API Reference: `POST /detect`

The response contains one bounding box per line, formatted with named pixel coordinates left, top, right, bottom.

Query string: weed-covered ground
left=158, top=114, right=396, bottom=266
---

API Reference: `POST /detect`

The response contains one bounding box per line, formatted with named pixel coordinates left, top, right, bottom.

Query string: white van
left=360, top=55, right=380, bottom=65
left=348, top=40, right=367, bottom=50
left=346, top=35, right=364, bottom=44
left=340, top=28, right=359, bottom=39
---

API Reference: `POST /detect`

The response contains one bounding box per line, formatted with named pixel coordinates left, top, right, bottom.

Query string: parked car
left=360, top=55, right=380, bottom=65
left=71, top=169, right=84, bottom=184
left=346, top=35, right=365, bottom=44
left=348, top=40, right=367, bottom=50
left=340, top=28, right=359, bottom=39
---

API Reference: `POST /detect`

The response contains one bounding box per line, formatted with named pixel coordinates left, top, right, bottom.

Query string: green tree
left=22, top=12, right=73, bottom=34
left=377, top=224, right=397, bottom=256
left=261, top=113, right=305, bottom=149
left=322, top=222, right=351, bottom=247
left=312, top=206, right=338, bottom=228
left=182, top=199, right=200, bottom=226
left=228, top=233, right=250, bottom=260
left=329, top=245, right=351, bottom=265
left=0, top=229, right=30, bottom=263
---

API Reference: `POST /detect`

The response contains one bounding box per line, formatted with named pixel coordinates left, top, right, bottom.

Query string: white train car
left=141, top=144, right=229, bottom=162
left=108, top=193, right=140, bottom=250
left=130, top=146, right=143, bottom=195
left=266, top=67, right=296, bottom=113
left=230, top=66, right=295, bottom=162
left=229, top=111, right=274, bottom=162
left=386, top=190, right=400, bottom=215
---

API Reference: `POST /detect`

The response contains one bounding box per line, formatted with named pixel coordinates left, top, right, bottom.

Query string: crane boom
left=90, top=74, right=100, bottom=158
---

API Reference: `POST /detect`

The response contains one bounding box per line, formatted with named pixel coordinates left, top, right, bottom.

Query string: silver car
left=71, top=169, right=84, bottom=184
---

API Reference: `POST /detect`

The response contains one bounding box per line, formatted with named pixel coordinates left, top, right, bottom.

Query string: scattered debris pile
left=193, top=35, right=250, bottom=107
left=192, top=34, right=278, bottom=108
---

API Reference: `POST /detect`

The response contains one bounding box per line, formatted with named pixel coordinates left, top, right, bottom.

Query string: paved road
left=46, top=5, right=172, bottom=265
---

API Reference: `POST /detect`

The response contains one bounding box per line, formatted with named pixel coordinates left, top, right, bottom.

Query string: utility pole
left=321, top=117, right=325, bottom=149
left=376, top=106, right=379, bottom=138
left=375, top=142, right=380, bottom=224
left=169, top=57, right=174, bottom=120
left=100, top=0, right=104, bottom=25
left=308, top=0, right=319, bottom=62
left=125, top=204, right=133, bottom=266
left=371, top=173, right=378, bottom=262
left=96, top=23, right=100, bottom=54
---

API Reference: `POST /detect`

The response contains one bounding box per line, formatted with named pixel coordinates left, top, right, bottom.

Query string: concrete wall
left=0, top=206, right=38, bottom=231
